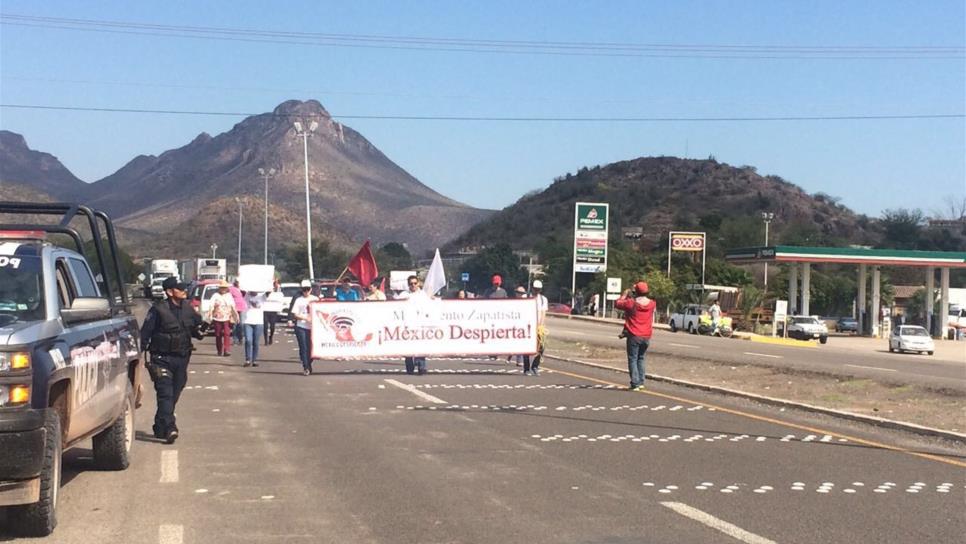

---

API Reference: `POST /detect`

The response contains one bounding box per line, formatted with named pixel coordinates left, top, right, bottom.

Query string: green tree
left=462, top=244, right=525, bottom=293
left=880, top=208, right=924, bottom=249
left=376, top=242, right=413, bottom=272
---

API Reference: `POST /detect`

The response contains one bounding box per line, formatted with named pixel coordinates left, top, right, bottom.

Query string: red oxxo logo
left=671, top=235, right=705, bottom=251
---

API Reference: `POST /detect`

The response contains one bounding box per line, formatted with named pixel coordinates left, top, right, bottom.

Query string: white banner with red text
left=310, top=299, right=539, bottom=359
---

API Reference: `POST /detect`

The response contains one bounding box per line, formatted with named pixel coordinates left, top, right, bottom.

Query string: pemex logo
left=318, top=311, right=373, bottom=343
left=586, top=208, right=598, bottom=220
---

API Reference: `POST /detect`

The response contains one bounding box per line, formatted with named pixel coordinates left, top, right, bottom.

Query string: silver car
left=888, top=325, right=934, bottom=355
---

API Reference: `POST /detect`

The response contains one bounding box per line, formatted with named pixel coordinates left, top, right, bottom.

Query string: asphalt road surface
left=2, top=324, right=963, bottom=543
left=546, top=316, right=966, bottom=391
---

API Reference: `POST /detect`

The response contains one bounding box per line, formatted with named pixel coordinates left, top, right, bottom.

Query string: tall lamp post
left=210, top=243, right=218, bottom=258
left=294, top=121, right=319, bottom=279
left=258, top=167, right=276, bottom=265
left=236, top=198, right=243, bottom=275
left=761, top=212, right=775, bottom=292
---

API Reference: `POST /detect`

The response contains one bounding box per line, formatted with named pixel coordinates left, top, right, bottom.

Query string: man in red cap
left=483, top=273, right=508, bottom=299
left=615, top=281, right=657, bottom=390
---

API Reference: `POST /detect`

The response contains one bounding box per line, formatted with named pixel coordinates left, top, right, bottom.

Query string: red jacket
left=615, top=295, right=656, bottom=338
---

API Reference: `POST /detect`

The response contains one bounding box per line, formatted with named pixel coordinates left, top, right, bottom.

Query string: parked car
left=889, top=325, right=934, bottom=355
left=785, top=315, right=829, bottom=344
left=835, top=317, right=858, bottom=334
left=547, top=303, right=572, bottom=315
left=669, top=304, right=708, bottom=334
left=0, top=203, right=141, bottom=536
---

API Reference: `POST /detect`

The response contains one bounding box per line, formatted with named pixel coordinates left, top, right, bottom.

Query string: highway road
left=546, top=315, right=966, bottom=391
left=2, top=326, right=963, bottom=543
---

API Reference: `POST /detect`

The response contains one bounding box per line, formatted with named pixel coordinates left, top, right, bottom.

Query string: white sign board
left=774, top=299, right=788, bottom=337
left=605, top=293, right=620, bottom=301
left=237, top=264, right=275, bottom=292
left=606, top=277, right=622, bottom=293
left=310, top=299, right=539, bottom=358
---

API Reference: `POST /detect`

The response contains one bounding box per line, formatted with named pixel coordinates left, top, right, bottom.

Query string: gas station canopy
left=725, top=246, right=966, bottom=268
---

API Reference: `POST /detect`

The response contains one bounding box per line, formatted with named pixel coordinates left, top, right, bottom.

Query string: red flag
left=347, top=240, right=379, bottom=287
left=378, top=276, right=386, bottom=293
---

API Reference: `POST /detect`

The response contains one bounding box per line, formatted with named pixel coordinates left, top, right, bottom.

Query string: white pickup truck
left=669, top=304, right=707, bottom=334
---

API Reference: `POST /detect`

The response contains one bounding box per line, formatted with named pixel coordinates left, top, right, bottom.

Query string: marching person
left=242, top=290, right=266, bottom=368
left=207, top=279, right=238, bottom=357
left=509, top=286, right=528, bottom=367
left=336, top=276, right=361, bottom=301
left=230, top=280, right=247, bottom=344
left=709, top=299, right=722, bottom=334
left=139, top=276, right=204, bottom=444
left=615, top=281, right=657, bottom=391
left=365, top=278, right=387, bottom=301
left=290, top=280, right=318, bottom=376
left=394, top=275, right=429, bottom=375
left=263, top=279, right=284, bottom=345
left=524, top=280, right=549, bottom=376
left=483, top=274, right=508, bottom=299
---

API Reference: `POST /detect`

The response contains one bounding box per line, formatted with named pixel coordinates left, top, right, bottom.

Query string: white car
left=785, top=315, right=829, bottom=344
left=889, top=325, right=934, bottom=355
left=277, top=282, right=302, bottom=320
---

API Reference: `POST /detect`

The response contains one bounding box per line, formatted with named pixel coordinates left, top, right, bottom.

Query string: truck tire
left=92, top=387, right=134, bottom=471
left=9, top=410, right=62, bottom=537
left=688, top=323, right=696, bottom=335
left=819, top=336, right=828, bottom=345
left=670, top=320, right=677, bottom=333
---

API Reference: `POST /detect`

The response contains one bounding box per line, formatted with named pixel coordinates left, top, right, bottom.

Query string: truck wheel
left=10, top=410, right=62, bottom=537
left=819, top=336, right=828, bottom=345
left=92, top=387, right=134, bottom=471
left=670, top=320, right=677, bottom=333
left=927, top=351, right=934, bottom=356
left=688, top=323, right=696, bottom=334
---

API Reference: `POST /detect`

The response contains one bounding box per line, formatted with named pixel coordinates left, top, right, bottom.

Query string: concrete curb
left=546, top=353, right=966, bottom=444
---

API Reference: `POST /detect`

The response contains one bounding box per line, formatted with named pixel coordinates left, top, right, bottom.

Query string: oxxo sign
left=670, top=232, right=705, bottom=252
left=666, top=231, right=708, bottom=285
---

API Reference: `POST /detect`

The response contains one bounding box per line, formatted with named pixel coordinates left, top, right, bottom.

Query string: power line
left=1, top=13, right=962, bottom=59
left=2, top=103, right=962, bottom=122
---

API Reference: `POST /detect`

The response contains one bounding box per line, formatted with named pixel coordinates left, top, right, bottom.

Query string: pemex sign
left=573, top=202, right=609, bottom=273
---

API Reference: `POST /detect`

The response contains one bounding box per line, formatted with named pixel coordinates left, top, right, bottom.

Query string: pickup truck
left=669, top=304, right=708, bottom=334
left=0, top=202, right=142, bottom=537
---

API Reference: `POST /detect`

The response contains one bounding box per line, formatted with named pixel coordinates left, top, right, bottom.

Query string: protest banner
left=237, top=264, right=275, bottom=292
left=310, top=298, right=539, bottom=359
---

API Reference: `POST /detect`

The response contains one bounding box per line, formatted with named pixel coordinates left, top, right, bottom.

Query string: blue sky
left=1, top=1, right=964, bottom=217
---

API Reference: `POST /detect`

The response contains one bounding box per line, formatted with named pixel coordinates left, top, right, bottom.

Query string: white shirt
left=395, top=289, right=430, bottom=301
left=242, top=293, right=266, bottom=325
left=535, top=294, right=548, bottom=325
left=291, top=294, right=318, bottom=329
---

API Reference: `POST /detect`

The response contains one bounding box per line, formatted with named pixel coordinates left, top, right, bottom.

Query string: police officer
left=139, top=276, right=204, bottom=443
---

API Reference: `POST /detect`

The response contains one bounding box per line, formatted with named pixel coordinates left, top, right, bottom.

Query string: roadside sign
left=461, top=272, right=470, bottom=282
left=667, top=230, right=708, bottom=285
left=605, top=293, right=620, bottom=301
left=573, top=202, right=609, bottom=274
left=606, top=277, right=622, bottom=293
left=137, top=273, right=146, bottom=282
left=774, top=300, right=788, bottom=337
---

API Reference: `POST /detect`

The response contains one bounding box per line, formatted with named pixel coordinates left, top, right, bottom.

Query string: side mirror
left=61, top=297, right=112, bottom=325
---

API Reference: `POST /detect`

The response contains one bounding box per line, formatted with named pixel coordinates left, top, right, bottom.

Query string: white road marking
left=159, top=524, right=183, bottom=544
left=661, top=502, right=777, bottom=544
left=384, top=379, right=447, bottom=404
left=845, top=364, right=897, bottom=372
left=160, top=450, right=179, bottom=483
left=670, top=343, right=699, bottom=348
left=743, top=352, right=783, bottom=359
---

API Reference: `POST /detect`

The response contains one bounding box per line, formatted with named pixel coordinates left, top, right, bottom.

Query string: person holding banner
left=242, top=291, right=266, bottom=368
left=615, top=281, right=657, bottom=391
left=524, top=280, right=549, bottom=376
left=394, top=274, right=429, bottom=375
left=291, top=280, right=318, bottom=376
left=263, top=280, right=284, bottom=345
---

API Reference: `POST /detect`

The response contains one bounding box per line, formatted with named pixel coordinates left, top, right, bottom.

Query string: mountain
left=447, top=157, right=881, bottom=252
left=0, top=131, right=87, bottom=200
left=82, top=100, right=493, bottom=255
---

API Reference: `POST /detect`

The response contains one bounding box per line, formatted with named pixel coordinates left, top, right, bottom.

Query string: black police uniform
left=139, top=295, right=203, bottom=441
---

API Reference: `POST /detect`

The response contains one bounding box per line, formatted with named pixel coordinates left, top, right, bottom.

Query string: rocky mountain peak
left=272, top=99, right=331, bottom=119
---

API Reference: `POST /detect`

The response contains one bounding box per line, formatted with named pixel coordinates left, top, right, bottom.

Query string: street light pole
left=762, top=212, right=775, bottom=292
left=258, top=167, right=276, bottom=265
left=211, top=243, right=218, bottom=258
left=236, top=198, right=243, bottom=275
left=294, top=121, right=319, bottom=279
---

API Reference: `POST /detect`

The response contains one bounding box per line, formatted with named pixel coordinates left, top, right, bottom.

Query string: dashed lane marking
left=531, top=433, right=846, bottom=445
left=158, top=524, right=184, bottom=544
left=845, top=364, right=898, bottom=372
left=647, top=480, right=959, bottom=496
left=389, top=403, right=713, bottom=412
left=546, top=366, right=966, bottom=468
left=384, top=379, right=447, bottom=404
left=742, top=352, right=783, bottom=359
left=669, top=343, right=700, bottom=348
left=160, top=450, right=179, bottom=483
left=661, top=502, right=777, bottom=544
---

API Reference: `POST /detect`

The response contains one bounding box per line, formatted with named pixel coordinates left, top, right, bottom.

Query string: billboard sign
left=573, top=202, right=609, bottom=274
left=670, top=232, right=706, bottom=252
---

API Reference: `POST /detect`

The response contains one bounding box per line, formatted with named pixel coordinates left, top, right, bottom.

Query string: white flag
left=423, top=248, right=446, bottom=296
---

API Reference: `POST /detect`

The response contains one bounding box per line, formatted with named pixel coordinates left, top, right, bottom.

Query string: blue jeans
left=294, top=326, right=312, bottom=371
left=244, top=324, right=263, bottom=363
left=626, top=336, right=650, bottom=387
left=404, top=356, right=426, bottom=374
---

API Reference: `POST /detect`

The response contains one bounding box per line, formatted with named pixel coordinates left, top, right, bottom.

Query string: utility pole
left=762, top=212, right=775, bottom=292
left=259, top=167, right=276, bottom=265
left=294, top=121, right=319, bottom=279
